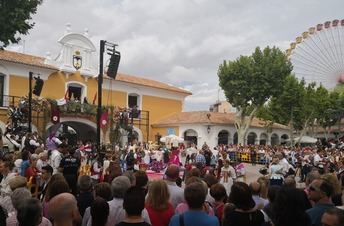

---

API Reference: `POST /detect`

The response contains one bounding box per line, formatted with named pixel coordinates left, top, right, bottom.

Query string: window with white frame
left=67, top=83, right=84, bottom=101
left=128, top=93, right=140, bottom=118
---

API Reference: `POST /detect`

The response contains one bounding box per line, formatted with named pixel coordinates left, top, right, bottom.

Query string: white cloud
left=6, top=0, right=344, bottom=111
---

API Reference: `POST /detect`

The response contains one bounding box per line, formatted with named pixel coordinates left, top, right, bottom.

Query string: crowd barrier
left=228, top=151, right=268, bottom=165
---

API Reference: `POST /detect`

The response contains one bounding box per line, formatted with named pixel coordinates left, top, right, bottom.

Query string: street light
left=97, top=40, right=120, bottom=151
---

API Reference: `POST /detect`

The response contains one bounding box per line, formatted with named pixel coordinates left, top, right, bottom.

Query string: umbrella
left=160, top=134, right=184, bottom=147
left=294, top=136, right=317, bottom=144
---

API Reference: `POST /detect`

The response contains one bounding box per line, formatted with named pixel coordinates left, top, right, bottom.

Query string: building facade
left=0, top=31, right=191, bottom=143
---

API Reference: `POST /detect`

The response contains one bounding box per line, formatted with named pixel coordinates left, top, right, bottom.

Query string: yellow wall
left=142, top=95, right=182, bottom=141
left=9, top=75, right=29, bottom=97
left=7, top=72, right=184, bottom=142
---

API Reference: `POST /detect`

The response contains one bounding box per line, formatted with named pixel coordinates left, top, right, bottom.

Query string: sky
left=6, top=0, right=344, bottom=111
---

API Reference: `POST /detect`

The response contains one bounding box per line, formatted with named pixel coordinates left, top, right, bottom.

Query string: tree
left=218, top=46, right=292, bottom=144
left=0, top=0, right=43, bottom=48
left=262, top=75, right=306, bottom=145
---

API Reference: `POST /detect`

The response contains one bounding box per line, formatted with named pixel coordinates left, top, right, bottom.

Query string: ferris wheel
left=287, top=19, right=344, bottom=90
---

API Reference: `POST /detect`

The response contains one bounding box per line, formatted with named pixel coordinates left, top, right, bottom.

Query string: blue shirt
left=169, top=210, right=219, bottom=226
left=306, top=203, right=335, bottom=226
left=20, top=160, right=30, bottom=177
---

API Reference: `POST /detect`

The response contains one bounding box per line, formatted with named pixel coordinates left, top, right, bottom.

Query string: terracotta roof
left=107, top=73, right=192, bottom=95
left=0, top=50, right=191, bottom=95
left=0, top=50, right=57, bottom=70
left=152, top=111, right=289, bottom=129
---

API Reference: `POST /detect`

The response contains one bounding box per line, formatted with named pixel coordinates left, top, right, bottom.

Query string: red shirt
left=145, top=202, right=174, bottom=226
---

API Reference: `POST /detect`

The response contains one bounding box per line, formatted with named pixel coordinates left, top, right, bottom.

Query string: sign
left=167, top=128, right=175, bottom=135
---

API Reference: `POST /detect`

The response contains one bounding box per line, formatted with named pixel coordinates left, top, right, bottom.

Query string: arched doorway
left=271, top=133, right=279, bottom=146
left=260, top=133, right=268, bottom=145
left=47, top=118, right=97, bottom=145
left=184, top=129, right=198, bottom=145
left=281, top=134, right=289, bottom=144
left=233, top=132, right=238, bottom=144
left=247, top=132, right=257, bottom=145
left=218, top=130, right=230, bottom=145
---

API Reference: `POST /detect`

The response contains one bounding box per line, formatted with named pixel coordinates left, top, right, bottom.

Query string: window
left=128, top=94, right=138, bottom=108
left=67, top=83, right=83, bottom=101
left=128, top=93, right=140, bottom=118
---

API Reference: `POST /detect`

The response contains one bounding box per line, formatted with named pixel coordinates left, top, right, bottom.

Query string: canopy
left=293, top=136, right=318, bottom=144
left=160, top=134, right=184, bottom=147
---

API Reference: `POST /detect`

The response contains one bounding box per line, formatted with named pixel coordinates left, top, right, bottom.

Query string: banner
left=51, top=107, right=60, bottom=124
left=100, top=111, right=109, bottom=129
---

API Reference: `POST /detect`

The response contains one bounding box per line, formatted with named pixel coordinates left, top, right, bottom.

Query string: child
left=222, top=159, right=230, bottom=183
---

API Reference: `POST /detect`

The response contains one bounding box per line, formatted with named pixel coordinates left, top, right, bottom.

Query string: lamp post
left=97, top=40, right=120, bottom=151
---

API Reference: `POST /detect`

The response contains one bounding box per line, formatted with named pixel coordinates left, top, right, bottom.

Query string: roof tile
left=152, top=111, right=288, bottom=129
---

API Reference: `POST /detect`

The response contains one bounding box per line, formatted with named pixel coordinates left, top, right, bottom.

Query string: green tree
left=218, top=46, right=292, bottom=144
left=0, top=0, right=43, bottom=48
left=264, top=75, right=305, bottom=145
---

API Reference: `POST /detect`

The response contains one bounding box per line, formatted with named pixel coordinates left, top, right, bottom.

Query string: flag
left=92, top=92, right=97, bottom=105
left=100, top=111, right=108, bottom=129
left=64, top=89, right=70, bottom=100
left=51, top=107, right=60, bottom=124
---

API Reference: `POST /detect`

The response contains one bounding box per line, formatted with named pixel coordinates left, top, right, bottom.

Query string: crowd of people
left=0, top=128, right=344, bottom=226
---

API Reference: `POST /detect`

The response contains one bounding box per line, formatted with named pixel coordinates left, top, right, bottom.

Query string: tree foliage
left=0, top=0, right=43, bottom=48
left=218, top=46, right=292, bottom=144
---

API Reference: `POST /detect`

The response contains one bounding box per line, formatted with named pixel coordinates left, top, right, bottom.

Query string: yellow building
left=0, top=31, right=191, bottom=144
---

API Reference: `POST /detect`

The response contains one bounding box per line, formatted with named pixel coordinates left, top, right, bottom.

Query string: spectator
left=175, top=176, right=214, bottom=216
left=20, top=150, right=30, bottom=177
left=43, top=179, right=70, bottom=219
left=283, top=176, right=297, bottom=188
left=145, top=180, right=174, bottom=226
left=165, top=164, right=184, bottom=208
left=115, top=187, right=150, bottom=226
left=91, top=197, right=109, bottom=226
left=321, top=173, right=342, bottom=206
left=262, top=185, right=281, bottom=225
left=7, top=188, right=51, bottom=226
left=17, top=198, right=48, bottom=226
left=107, top=176, right=151, bottom=226
left=49, top=193, right=82, bottom=226
left=77, top=175, right=94, bottom=217
left=223, top=182, right=264, bottom=226
left=169, top=182, right=219, bottom=226
left=26, top=153, right=40, bottom=184
left=82, top=182, right=112, bottom=226
left=39, top=165, right=53, bottom=202
left=273, top=187, right=311, bottom=226
left=249, top=181, right=269, bottom=209
left=321, top=208, right=344, bottom=226
left=307, top=179, right=335, bottom=226
left=210, top=183, right=227, bottom=225
left=134, top=170, right=149, bottom=193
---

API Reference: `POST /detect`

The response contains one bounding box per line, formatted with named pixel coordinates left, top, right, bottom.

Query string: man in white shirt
left=50, top=143, right=66, bottom=174
left=164, top=164, right=184, bottom=208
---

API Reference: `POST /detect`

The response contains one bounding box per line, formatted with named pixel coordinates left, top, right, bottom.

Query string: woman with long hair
left=272, top=187, right=311, bottom=226
left=90, top=197, right=109, bottom=226
left=223, top=182, right=264, bottom=226
left=145, top=180, right=174, bottom=226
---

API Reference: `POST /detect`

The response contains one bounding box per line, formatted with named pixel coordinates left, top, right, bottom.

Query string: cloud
left=6, top=0, right=344, bottom=111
